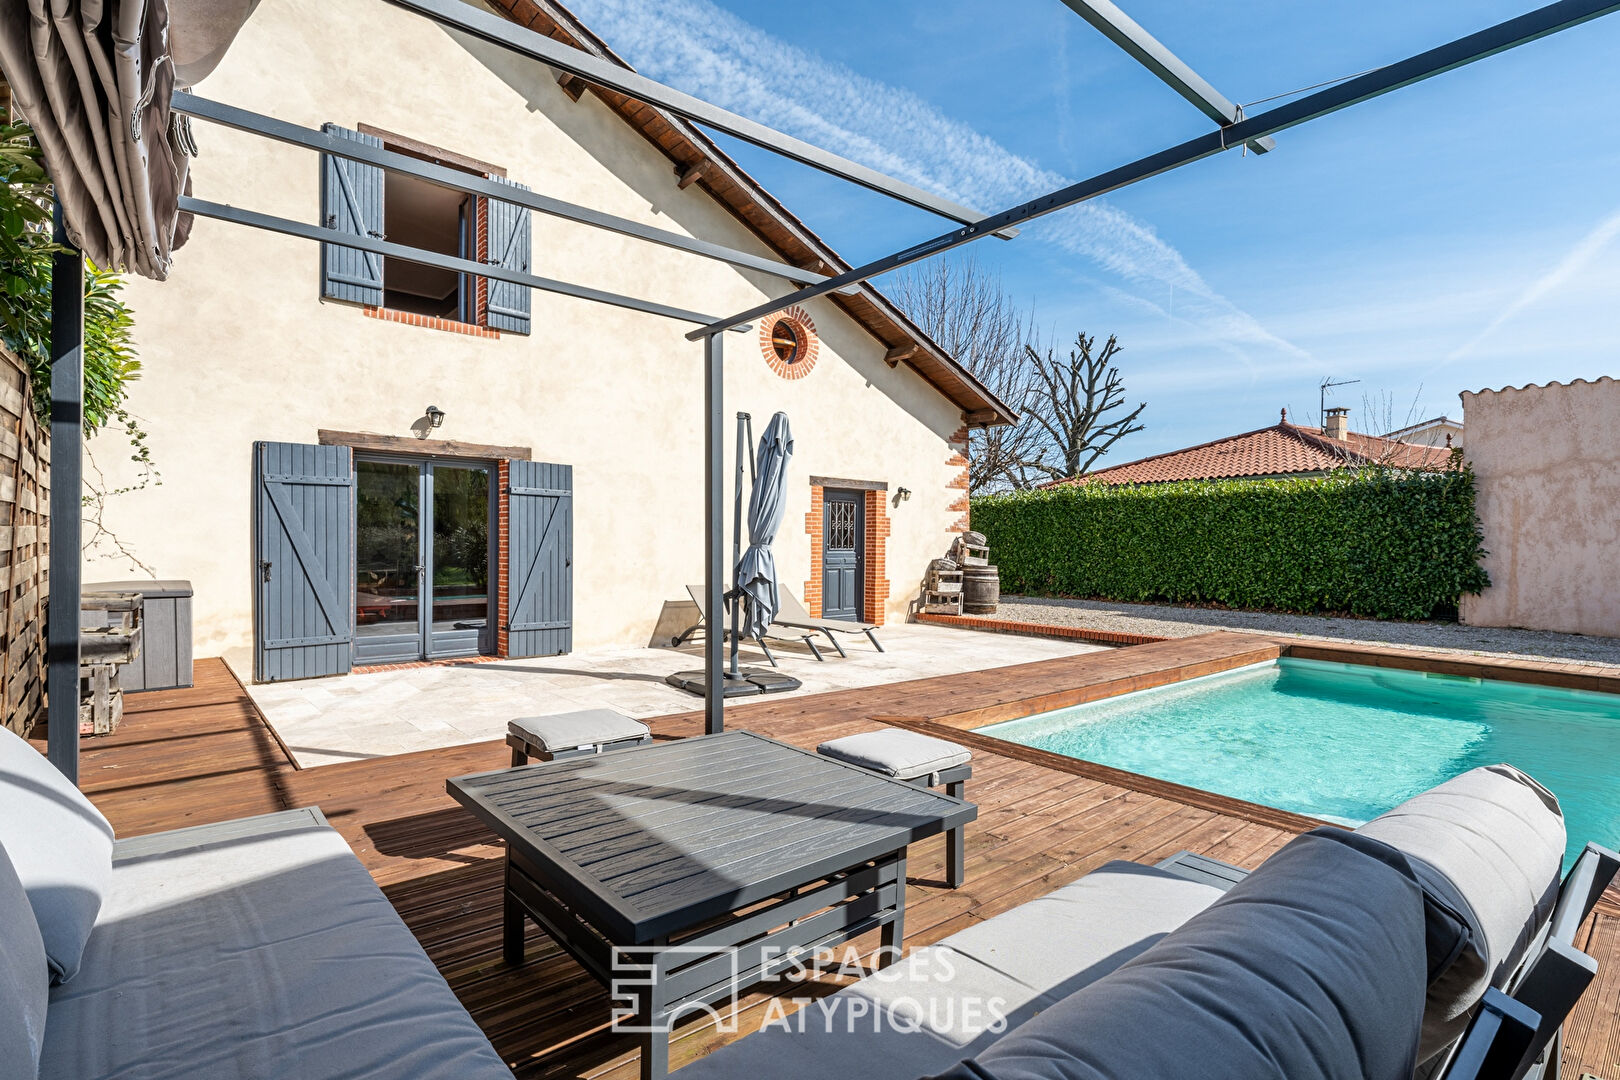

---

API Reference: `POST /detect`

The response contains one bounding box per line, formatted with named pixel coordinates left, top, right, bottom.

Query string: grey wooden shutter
left=320, top=125, right=385, bottom=305
left=485, top=176, right=532, bottom=334
left=254, top=442, right=355, bottom=682
left=506, top=460, right=571, bottom=657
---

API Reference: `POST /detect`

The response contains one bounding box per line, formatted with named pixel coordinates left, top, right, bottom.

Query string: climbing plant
left=1, top=116, right=143, bottom=429
left=2, top=114, right=158, bottom=570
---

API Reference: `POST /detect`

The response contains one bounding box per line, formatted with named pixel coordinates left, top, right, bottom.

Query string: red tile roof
left=1051, top=420, right=1450, bottom=487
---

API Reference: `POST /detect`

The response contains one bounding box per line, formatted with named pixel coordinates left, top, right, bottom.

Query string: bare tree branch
left=890, top=255, right=1048, bottom=493
left=1360, top=384, right=1432, bottom=465
left=1023, top=332, right=1146, bottom=481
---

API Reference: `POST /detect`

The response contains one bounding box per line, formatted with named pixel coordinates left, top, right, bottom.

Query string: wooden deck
left=47, top=650, right=1620, bottom=1079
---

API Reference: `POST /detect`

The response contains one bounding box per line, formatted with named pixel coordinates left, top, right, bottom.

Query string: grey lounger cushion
left=0, top=726, right=115, bottom=983
left=0, top=839, right=49, bottom=1078
left=1357, top=762, right=1566, bottom=1060
left=509, top=709, right=649, bottom=752
left=929, top=829, right=1444, bottom=1080
left=817, top=730, right=970, bottom=781
left=674, top=861, right=1227, bottom=1080
left=777, top=588, right=877, bottom=632
left=39, top=808, right=514, bottom=1080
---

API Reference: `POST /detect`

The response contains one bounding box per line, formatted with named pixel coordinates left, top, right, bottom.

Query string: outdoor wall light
left=425, top=405, right=446, bottom=428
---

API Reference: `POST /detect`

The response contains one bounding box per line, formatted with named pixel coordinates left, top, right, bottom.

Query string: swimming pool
left=977, top=657, right=1620, bottom=866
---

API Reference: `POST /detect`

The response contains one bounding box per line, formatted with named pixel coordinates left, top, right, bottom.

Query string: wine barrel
left=962, top=564, right=1000, bottom=615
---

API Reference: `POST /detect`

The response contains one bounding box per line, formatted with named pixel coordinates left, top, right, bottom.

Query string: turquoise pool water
left=978, top=658, right=1620, bottom=866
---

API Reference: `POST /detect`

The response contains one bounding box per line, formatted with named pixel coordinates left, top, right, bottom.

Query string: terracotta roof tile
left=1051, top=421, right=1450, bottom=487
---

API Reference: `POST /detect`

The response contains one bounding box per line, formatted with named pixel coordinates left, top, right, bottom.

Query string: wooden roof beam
left=557, top=71, right=586, bottom=101
left=676, top=161, right=708, bottom=189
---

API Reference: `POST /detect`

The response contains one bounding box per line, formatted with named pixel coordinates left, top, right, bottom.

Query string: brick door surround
left=805, top=480, right=888, bottom=625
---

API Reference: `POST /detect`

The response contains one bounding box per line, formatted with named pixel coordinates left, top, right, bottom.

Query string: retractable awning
left=0, top=0, right=258, bottom=277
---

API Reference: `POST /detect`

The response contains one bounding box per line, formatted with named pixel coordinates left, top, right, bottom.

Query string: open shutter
left=320, top=125, right=384, bottom=306
left=506, top=460, right=571, bottom=657
left=485, top=176, right=532, bottom=334
left=254, top=442, right=355, bottom=682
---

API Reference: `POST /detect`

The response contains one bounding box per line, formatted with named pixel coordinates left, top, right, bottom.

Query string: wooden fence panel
left=0, top=344, right=47, bottom=736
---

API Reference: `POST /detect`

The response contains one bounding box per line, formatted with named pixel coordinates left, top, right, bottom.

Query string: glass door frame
left=353, top=452, right=498, bottom=663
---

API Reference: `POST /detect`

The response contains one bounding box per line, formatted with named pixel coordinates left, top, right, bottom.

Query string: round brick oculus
left=760, top=305, right=818, bottom=380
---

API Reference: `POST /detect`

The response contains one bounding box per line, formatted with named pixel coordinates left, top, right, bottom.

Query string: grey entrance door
left=354, top=457, right=494, bottom=664
left=821, top=489, right=864, bottom=620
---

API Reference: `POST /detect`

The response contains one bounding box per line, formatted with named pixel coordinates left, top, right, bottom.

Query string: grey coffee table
left=447, top=729, right=976, bottom=1079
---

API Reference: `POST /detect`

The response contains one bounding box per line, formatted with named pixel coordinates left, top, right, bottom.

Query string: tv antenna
left=1319, top=377, right=1360, bottom=425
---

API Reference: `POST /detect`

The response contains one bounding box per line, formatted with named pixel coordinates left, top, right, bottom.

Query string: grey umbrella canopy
left=734, top=412, right=793, bottom=639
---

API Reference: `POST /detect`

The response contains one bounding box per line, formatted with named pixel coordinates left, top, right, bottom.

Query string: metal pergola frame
left=43, top=0, right=1620, bottom=780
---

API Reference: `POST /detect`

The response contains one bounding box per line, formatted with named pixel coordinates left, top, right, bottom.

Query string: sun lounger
left=774, top=587, right=884, bottom=655
left=675, top=585, right=828, bottom=663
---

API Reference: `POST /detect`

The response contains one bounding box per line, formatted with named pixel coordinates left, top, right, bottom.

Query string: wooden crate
left=79, top=663, right=124, bottom=736
left=923, top=562, right=965, bottom=615
left=78, top=593, right=142, bottom=735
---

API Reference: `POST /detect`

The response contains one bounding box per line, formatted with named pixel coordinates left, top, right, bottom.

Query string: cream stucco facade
left=1459, top=378, right=1620, bottom=639
left=88, top=0, right=977, bottom=675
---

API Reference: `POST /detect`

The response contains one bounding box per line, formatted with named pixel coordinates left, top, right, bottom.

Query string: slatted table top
left=448, top=730, right=976, bottom=942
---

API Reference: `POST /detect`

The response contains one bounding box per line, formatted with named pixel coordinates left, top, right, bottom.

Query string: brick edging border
left=912, top=612, right=1166, bottom=648
left=352, top=655, right=507, bottom=676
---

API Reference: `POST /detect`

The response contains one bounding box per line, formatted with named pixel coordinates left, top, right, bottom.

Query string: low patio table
left=447, top=729, right=976, bottom=1080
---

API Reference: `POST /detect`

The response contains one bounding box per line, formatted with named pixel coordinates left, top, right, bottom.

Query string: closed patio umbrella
left=734, top=411, right=793, bottom=640
left=667, top=410, right=799, bottom=700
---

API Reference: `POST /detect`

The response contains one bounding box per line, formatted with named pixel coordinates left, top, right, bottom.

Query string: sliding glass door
left=354, top=457, right=492, bottom=664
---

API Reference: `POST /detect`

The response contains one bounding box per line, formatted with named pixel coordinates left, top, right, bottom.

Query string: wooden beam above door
left=319, top=430, right=534, bottom=461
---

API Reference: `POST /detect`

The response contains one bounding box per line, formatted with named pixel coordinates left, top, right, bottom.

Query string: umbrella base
left=666, top=668, right=802, bottom=697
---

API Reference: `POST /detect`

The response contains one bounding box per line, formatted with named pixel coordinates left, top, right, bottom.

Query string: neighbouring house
left=1383, top=415, right=1464, bottom=450
left=1047, top=407, right=1449, bottom=487
left=1460, top=377, right=1620, bottom=639
left=85, top=0, right=1015, bottom=681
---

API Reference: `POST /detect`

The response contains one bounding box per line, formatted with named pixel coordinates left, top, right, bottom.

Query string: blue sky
left=568, top=0, right=1620, bottom=461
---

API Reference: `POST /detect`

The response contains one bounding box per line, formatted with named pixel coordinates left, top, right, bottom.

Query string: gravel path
left=998, top=596, right=1620, bottom=668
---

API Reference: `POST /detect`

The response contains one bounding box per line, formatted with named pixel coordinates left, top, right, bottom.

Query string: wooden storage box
left=84, top=580, right=193, bottom=691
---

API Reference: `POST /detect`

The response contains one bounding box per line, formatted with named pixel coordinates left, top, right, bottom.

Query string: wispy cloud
left=566, top=0, right=1305, bottom=360
left=1448, top=203, right=1620, bottom=360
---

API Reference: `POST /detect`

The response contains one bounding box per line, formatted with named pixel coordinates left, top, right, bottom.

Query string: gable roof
left=1049, top=418, right=1450, bottom=487
left=1383, top=415, right=1462, bottom=440
left=484, top=0, right=1016, bottom=427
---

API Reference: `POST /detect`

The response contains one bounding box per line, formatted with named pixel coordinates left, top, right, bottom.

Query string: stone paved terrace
left=241, top=622, right=1101, bottom=767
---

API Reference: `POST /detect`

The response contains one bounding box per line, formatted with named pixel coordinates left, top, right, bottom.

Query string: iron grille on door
left=828, top=501, right=856, bottom=550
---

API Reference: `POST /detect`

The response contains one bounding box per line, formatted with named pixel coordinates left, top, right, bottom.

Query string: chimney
left=1323, top=407, right=1350, bottom=441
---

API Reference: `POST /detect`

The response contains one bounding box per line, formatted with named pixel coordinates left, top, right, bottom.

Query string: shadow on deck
left=35, top=654, right=1620, bottom=1079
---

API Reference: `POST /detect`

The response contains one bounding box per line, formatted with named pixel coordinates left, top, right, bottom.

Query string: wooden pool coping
left=886, top=629, right=1620, bottom=836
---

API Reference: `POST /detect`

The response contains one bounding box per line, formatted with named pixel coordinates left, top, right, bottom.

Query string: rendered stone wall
left=1459, top=378, right=1620, bottom=638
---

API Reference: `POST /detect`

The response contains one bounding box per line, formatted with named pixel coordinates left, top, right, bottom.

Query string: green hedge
left=970, top=467, right=1489, bottom=620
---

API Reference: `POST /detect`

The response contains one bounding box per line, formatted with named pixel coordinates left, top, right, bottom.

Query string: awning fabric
left=0, top=0, right=258, bottom=279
